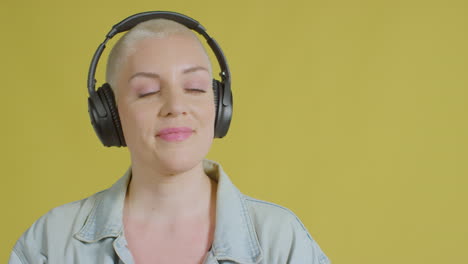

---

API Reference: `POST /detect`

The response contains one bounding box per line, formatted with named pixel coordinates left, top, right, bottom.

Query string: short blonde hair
left=105, top=19, right=210, bottom=94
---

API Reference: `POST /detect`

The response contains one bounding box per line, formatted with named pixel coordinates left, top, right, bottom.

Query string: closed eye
left=138, top=91, right=160, bottom=98
left=186, top=88, right=206, bottom=93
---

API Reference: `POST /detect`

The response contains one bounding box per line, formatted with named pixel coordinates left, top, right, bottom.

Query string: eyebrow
left=128, top=72, right=160, bottom=83
left=128, top=66, right=210, bottom=83
left=182, top=66, right=210, bottom=74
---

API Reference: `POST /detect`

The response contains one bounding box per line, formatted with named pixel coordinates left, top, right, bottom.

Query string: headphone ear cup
left=212, top=79, right=233, bottom=138
left=101, top=85, right=126, bottom=146
left=88, top=83, right=126, bottom=147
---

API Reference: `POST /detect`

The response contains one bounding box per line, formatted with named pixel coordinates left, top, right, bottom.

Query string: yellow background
left=1, top=0, right=467, bottom=263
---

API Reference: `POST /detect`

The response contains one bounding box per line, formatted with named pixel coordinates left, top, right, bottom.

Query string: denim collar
left=74, top=160, right=263, bottom=264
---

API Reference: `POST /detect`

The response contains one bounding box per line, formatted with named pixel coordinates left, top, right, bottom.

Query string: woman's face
left=115, top=34, right=215, bottom=175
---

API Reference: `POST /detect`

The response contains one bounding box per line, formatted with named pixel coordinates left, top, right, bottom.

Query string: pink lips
left=156, top=127, right=193, bottom=142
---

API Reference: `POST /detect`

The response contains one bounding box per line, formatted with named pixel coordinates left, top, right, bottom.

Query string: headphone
left=87, top=11, right=233, bottom=147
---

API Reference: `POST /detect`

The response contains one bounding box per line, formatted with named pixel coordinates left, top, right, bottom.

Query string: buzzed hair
left=105, top=19, right=210, bottom=96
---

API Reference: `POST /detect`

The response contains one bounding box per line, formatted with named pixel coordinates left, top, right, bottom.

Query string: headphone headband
left=87, top=11, right=231, bottom=106
left=109, top=11, right=202, bottom=36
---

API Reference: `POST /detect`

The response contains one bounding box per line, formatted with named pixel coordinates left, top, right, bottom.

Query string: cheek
left=118, top=103, right=155, bottom=141
left=201, top=102, right=217, bottom=127
left=191, top=99, right=215, bottom=139
left=203, top=105, right=217, bottom=141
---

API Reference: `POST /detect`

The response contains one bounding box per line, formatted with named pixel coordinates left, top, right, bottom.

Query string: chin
left=153, top=134, right=213, bottom=175
left=128, top=133, right=213, bottom=175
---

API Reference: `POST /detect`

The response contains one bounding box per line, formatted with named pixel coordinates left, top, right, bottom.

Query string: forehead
left=124, top=34, right=212, bottom=73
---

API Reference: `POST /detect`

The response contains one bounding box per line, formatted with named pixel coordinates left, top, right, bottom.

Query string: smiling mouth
left=156, top=127, right=194, bottom=142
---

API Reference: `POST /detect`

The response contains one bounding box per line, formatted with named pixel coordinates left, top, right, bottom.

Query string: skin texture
left=115, top=33, right=217, bottom=264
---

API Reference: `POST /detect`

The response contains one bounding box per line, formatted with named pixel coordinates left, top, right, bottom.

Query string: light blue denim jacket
left=9, top=160, right=330, bottom=264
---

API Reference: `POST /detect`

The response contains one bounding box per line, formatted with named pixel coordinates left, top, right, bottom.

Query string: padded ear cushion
left=212, top=79, right=221, bottom=136
left=213, top=79, right=219, bottom=111
left=100, top=84, right=126, bottom=147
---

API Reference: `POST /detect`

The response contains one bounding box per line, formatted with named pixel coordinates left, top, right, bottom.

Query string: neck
left=124, top=159, right=217, bottom=223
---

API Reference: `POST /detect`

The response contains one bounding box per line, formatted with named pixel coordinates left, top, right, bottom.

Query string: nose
left=159, top=85, right=188, bottom=118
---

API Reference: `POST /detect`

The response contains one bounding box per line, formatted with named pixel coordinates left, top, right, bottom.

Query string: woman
left=9, top=12, right=330, bottom=264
